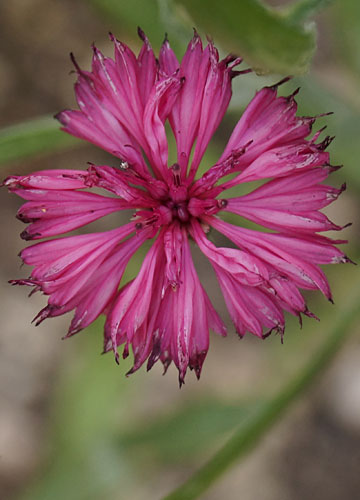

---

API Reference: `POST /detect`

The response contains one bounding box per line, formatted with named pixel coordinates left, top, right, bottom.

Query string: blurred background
left=0, top=1, right=359, bottom=499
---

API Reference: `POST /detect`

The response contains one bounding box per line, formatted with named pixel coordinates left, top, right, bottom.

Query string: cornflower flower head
left=4, top=30, right=351, bottom=385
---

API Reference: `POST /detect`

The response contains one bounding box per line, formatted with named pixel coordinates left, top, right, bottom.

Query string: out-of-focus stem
left=164, top=274, right=360, bottom=500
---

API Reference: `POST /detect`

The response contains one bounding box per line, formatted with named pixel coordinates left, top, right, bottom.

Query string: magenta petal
left=207, top=216, right=333, bottom=299
left=137, top=29, right=157, bottom=106
left=16, top=189, right=128, bottom=239
left=226, top=200, right=341, bottom=233
left=16, top=224, right=147, bottom=330
left=143, top=74, right=183, bottom=178
left=91, top=42, right=146, bottom=149
left=188, top=45, right=242, bottom=180
left=159, top=36, right=179, bottom=75
left=106, top=236, right=164, bottom=344
left=66, top=232, right=148, bottom=334
left=168, top=33, right=208, bottom=175
left=57, top=110, right=148, bottom=175
left=21, top=224, right=136, bottom=278
left=104, top=226, right=223, bottom=382
left=191, top=219, right=269, bottom=285
left=213, top=265, right=284, bottom=339
left=231, top=168, right=344, bottom=212
left=225, top=165, right=344, bottom=234
left=222, top=142, right=330, bottom=188
left=218, top=85, right=314, bottom=169
left=4, top=170, right=87, bottom=190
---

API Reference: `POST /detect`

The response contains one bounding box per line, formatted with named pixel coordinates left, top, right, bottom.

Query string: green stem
left=163, top=278, right=360, bottom=500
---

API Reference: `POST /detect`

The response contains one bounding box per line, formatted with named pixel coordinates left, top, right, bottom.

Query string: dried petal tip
left=270, top=76, right=292, bottom=89
left=343, top=256, right=357, bottom=265
left=32, top=305, right=57, bottom=326
left=178, top=373, right=185, bottom=388
left=69, top=52, right=81, bottom=72
left=137, top=26, right=147, bottom=42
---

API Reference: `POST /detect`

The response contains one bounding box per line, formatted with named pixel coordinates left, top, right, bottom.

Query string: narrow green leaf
left=163, top=269, right=360, bottom=500
left=174, top=0, right=317, bottom=74
left=0, top=116, right=80, bottom=166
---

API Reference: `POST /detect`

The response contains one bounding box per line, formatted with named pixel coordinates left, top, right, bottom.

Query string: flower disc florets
left=4, top=29, right=351, bottom=385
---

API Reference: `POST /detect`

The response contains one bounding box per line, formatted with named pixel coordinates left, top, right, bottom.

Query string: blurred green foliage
left=0, top=116, right=80, bottom=167
left=175, top=0, right=317, bottom=74
left=332, top=0, right=360, bottom=81
left=118, top=399, right=261, bottom=463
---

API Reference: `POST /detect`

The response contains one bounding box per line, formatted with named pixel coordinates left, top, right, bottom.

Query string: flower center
left=133, top=162, right=228, bottom=230
left=159, top=162, right=191, bottom=224
left=165, top=199, right=190, bottom=222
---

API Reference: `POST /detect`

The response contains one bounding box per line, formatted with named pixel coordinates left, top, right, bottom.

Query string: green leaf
left=174, top=0, right=318, bottom=74
left=0, top=116, right=80, bottom=166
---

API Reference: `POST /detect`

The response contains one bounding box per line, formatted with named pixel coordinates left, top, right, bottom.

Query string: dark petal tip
left=288, top=87, right=300, bottom=99
left=122, top=344, right=129, bottom=359
left=162, top=358, right=171, bottom=375
left=262, top=329, right=272, bottom=339
left=70, top=52, right=81, bottom=73
left=178, top=374, right=185, bottom=388
left=65, top=326, right=81, bottom=338
left=270, top=76, right=292, bottom=89
left=344, top=256, right=357, bottom=265
left=137, top=26, right=146, bottom=42
left=231, top=68, right=252, bottom=78
left=327, top=164, right=343, bottom=173
left=316, top=111, right=334, bottom=118
left=32, top=305, right=56, bottom=326
left=20, top=229, right=30, bottom=240
left=298, top=314, right=303, bottom=329
left=304, top=308, right=320, bottom=321
left=20, top=230, right=41, bottom=241
left=192, top=27, right=199, bottom=38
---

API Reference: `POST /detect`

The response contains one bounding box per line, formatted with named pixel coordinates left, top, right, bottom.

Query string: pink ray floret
left=4, top=30, right=351, bottom=385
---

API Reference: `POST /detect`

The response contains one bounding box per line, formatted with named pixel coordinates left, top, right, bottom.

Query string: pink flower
left=5, top=30, right=350, bottom=385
